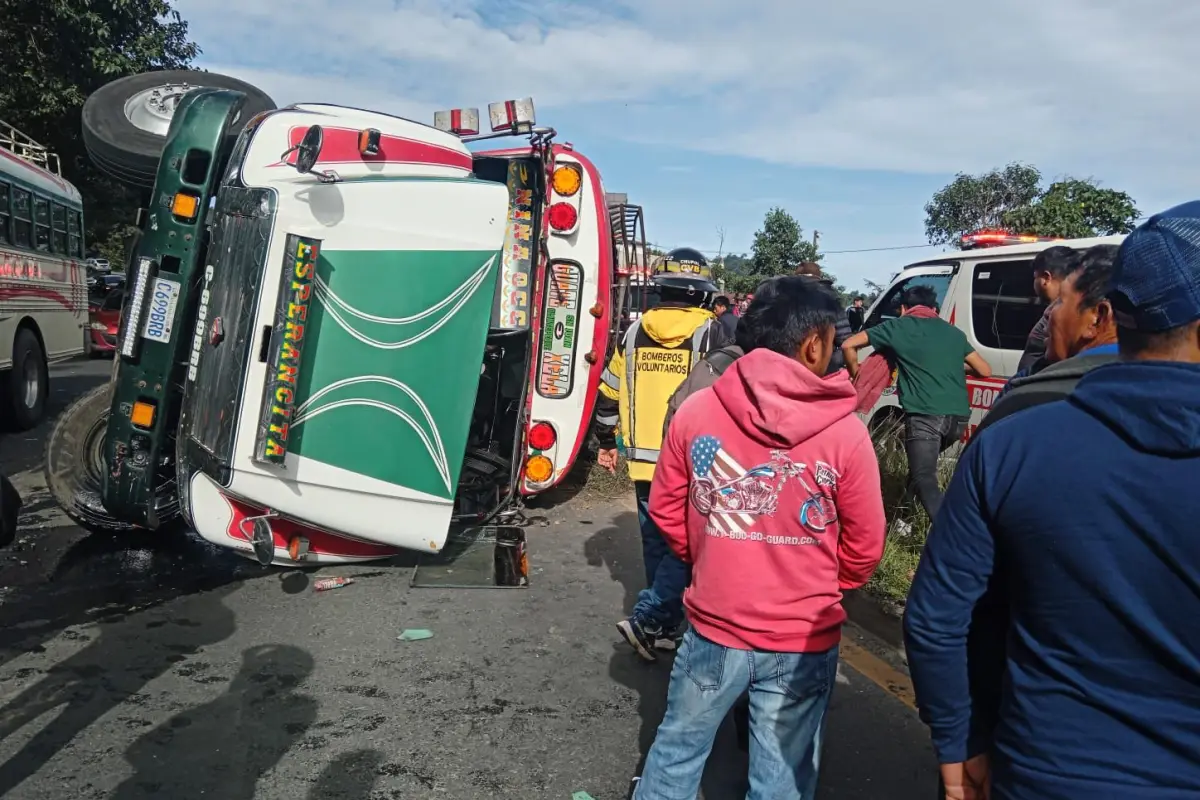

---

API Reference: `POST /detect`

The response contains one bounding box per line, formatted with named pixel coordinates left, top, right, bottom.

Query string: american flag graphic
left=689, top=435, right=757, bottom=535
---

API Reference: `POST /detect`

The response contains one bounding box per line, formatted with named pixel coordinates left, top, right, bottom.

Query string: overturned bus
left=47, top=70, right=625, bottom=574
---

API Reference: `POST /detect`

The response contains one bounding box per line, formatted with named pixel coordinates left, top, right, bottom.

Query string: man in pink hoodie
left=634, top=277, right=886, bottom=799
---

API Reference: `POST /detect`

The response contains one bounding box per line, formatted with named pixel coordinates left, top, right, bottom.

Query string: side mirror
left=294, top=125, right=324, bottom=174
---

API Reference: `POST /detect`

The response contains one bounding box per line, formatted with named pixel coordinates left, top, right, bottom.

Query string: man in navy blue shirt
left=905, top=201, right=1200, bottom=800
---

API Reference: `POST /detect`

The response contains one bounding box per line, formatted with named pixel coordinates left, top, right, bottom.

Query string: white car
left=859, top=232, right=1126, bottom=443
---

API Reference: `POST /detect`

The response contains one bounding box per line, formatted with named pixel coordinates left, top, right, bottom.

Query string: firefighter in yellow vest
left=594, top=247, right=732, bottom=660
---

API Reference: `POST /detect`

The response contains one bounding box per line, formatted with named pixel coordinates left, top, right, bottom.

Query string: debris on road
left=398, top=628, right=433, bottom=642
left=572, top=793, right=597, bottom=800
left=313, top=576, right=355, bottom=592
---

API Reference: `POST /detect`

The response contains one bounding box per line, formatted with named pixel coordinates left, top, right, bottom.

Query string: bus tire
left=3, top=327, right=48, bottom=431
left=82, top=69, right=275, bottom=189
left=44, top=382, right=138, bottom=533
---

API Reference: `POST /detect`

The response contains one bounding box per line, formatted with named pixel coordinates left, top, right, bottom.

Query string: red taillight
left=528, top=421, right=556, bottom=451
left=548, top=202, right=577, bottom=231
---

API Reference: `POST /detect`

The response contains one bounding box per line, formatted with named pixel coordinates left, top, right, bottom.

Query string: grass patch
left=566, top=449, right=634, bottom=503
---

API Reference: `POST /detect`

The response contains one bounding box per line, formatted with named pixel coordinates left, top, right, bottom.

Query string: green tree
left=751, top=207, right=821, bottom=277
left=924, top=162, right=1042, bottom=246
left=924, top=163, right=1140, bottom=248
left=0, top=0, right=200, bottom=263
left=1003, top=179, right=1139, bottom=240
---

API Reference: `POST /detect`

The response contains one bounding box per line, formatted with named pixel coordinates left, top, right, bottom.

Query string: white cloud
left=176, top=0, right=1200, bottom=206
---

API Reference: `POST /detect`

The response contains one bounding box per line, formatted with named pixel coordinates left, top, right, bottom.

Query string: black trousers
left=903, top=413, right=969, bottom=520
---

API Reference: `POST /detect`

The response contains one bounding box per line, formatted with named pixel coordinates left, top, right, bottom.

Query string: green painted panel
left=287, top=248, right=500, bottom=498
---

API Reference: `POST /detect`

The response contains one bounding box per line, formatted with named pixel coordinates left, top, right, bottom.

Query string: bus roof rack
left=0, top=119, right=62, bottom=176
left=608, top=200, right=648, bottom=278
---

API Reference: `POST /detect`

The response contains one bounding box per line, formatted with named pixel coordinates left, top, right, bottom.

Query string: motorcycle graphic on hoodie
left=688, top=441, right=839, bottom=536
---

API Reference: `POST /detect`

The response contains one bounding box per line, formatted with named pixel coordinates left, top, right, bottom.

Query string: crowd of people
left=593, top=201, right=1200, bottom=799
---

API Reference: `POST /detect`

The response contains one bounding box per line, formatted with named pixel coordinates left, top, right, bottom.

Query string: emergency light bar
left=961, top=230, right=1064, bottom=250
left=432, top=108, right=480, bottom=136
left=488, top=98, right=535, bottom=133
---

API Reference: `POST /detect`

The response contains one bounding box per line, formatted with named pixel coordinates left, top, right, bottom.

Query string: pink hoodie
left=649, top=348, right=886, bottom=653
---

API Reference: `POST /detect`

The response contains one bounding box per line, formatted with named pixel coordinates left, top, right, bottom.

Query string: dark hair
left=1031, top=245, right=1081, bottom=279
left=713, top=295, right=731, bottom=308
left=737, top=276, right=841, bottom=356
left=1069, top=244, right=1119, bottom=308
left=796, top=262, right=823, bottom=278
left=900, top=285, right=939, bottom=310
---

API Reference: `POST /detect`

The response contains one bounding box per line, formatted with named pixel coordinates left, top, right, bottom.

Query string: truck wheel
left=3, top=327, right=48, bottom=431
left=44, top=383, right=138, bottom=533
left=82, top=69, right=275, bottom=189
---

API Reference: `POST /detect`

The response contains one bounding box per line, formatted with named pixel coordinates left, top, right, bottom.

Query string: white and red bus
left=0, top=121, right=87, bottom=429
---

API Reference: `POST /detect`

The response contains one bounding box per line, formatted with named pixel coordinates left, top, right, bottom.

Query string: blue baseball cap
left=1111, top=200, right=1200, bottom=331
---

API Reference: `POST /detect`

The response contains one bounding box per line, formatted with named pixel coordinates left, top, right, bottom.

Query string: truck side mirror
left=294, top=125, right=324, bottom=174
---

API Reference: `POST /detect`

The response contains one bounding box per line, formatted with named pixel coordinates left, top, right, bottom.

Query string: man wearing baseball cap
left=904, top=200, right=1200, bottom=800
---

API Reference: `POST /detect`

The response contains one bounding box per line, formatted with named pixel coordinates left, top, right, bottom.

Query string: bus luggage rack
left=0, top=119, right=62, bottom=175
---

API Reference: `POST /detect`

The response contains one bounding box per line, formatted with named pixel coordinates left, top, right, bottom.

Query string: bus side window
left=67, top=210, right=82, bottom=258
left=51, top=203, right=68, bottom=255
left=33, top=197, right=50, bottom=252
left=0, top=182, right=9, bottom=245
left=11, top=188, right=31, bottom=249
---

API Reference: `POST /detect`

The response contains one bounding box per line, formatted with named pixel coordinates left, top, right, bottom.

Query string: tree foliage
left=924, top=162, right=1140, bottom=248
left=1003, top=179, right=1139, bottom=240
left=0, top=0, right=200, bottom=263
left=752, top=207, right=821, bottom=277
left=924, top=163, right=1042, bottom=245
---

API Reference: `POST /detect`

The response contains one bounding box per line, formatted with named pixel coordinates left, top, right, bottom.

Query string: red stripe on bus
left=273, top=126, right=472, bottom=171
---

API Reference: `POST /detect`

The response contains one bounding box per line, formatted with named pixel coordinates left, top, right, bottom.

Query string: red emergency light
left=960, top=230, right=1064, bottom=250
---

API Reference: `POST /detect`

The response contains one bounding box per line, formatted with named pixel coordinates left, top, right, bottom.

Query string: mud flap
left=409, top=524, right=528, bottom=588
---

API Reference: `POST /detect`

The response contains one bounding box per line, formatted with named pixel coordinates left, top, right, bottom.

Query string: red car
left=86, top=288, right=122, bottom=355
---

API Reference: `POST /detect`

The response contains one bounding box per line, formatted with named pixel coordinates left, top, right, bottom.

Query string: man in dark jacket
left=1017, top=246, right=1080, bottom=373
left=905, top=201, right=1200, bottom=800
left=847, top=296, right=866, bottom=332
left=974, top=244, right=1120, bottom=438
left=711, top=295, right=738, bottom=339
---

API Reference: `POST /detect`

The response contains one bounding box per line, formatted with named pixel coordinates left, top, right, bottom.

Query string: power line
left=646, top=241, right=942, bottom=256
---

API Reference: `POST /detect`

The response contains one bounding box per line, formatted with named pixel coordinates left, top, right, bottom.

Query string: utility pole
left=812, top=230, right=820, bottom=248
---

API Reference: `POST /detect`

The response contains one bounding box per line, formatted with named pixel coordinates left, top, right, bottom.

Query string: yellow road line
left=840, top=638, right=916, bottom=711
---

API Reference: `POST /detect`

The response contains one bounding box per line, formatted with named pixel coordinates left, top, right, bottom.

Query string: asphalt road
left=0, top=359, right=936, bottom=799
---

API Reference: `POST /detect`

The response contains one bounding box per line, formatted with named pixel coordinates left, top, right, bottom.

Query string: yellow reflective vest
left=597, top=305, right=721, bottom=482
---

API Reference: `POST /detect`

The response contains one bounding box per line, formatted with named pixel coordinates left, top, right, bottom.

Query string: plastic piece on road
left=313, top=576, right=354, bottom=592
left=398, top=629, right=434, bottom=641
left=572, top=793, right=597, bottom=800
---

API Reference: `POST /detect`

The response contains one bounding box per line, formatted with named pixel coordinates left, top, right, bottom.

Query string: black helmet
left=653, top=246, right=718, bottom=301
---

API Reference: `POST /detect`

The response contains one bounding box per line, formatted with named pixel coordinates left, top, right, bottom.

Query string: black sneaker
left=653, top=623, right=686, bottom=652
left=617, top=617, right=659, bottom=662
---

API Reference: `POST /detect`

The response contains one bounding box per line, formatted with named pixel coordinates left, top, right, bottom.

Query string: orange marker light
left=525, top=454, right=553, bottom=483
left=130, top=401, right=155, bottom=429
left=171, top=192, right=200, bottom=220
left=552, top=165, right=581, bottom=196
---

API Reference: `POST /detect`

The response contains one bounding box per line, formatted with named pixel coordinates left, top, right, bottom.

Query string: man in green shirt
left=842, top=285, right=992, bottom=518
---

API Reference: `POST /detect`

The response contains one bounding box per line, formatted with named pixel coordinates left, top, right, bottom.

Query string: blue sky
left=175, top=0, right=1200, bottom=293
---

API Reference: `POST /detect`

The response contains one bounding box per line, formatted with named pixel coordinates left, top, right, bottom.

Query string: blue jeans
left=635, top=630, right=839, bottom=799
left=631, top=481, right=690, bottom=630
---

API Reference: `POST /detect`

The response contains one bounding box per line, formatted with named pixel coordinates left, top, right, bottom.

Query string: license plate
left=141, top=277, right=181, bottom=343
